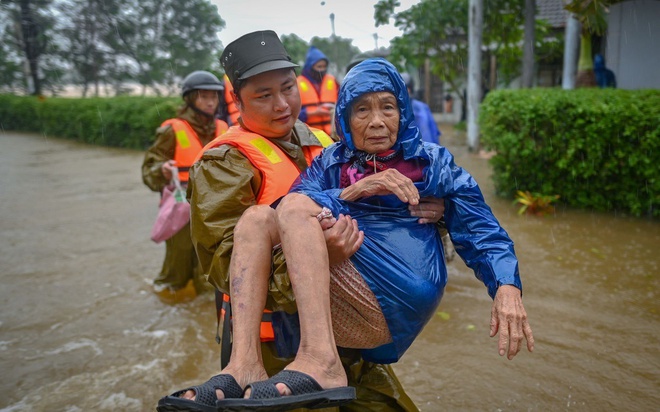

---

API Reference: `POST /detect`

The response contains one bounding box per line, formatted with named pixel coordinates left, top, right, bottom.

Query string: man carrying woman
left=157, top=31, right=447, bottom=412
left=159, top=53, right=534, bottom=411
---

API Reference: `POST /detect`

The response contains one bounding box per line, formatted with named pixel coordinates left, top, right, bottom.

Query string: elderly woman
left=278, top=55, right=534, bottom=351
left=168, top=58, right=534, bottom=411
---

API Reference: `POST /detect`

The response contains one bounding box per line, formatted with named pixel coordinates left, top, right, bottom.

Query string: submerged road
left=0, top=129, right=658, bottom=411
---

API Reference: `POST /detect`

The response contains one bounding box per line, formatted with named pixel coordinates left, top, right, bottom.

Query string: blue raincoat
left=290, top=58, right=522, bottom=364
left=301, top=46, right=328, bottom=85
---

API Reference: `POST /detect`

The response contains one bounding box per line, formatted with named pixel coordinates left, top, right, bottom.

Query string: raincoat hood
left=334, top=58, right=422, bottom=156
left=301, top=46, right=329, bottom=84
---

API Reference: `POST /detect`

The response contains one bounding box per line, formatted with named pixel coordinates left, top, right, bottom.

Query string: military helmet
left=181, top=70, right=224, bottom=97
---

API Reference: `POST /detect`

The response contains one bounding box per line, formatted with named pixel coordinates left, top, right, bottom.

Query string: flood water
left=0, top=128, right=658, bottom=411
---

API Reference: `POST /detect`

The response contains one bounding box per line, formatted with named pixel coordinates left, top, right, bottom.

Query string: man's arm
left=187, top=146, right=260, bottom=292
left=141, top=125, right=175, bottom=192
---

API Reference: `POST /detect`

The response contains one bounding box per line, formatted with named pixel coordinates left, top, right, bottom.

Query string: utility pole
left=330, top=13, right=336, bottom=37
left=467, top=0, right=483, bottom=151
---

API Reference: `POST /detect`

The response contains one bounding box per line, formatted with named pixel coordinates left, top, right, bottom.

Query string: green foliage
left=1, top=0, right=58, bottom=95
left=480, top=89, right=660, bottom=217
left=0, top=0, right=224, bottom=95
left=280, top=33, right=362, bottom=76
left=281, top=34, right=310, bottom=67
left=0, top=94, right=180, bottom=149
left=375, top=0, right=564, bottom=93
left=513, top=190, right=560, bottom=216
left=564, top=0, right=625, bottom=36
left=310, top=36, right=361, bottom=75
left=375, top=0, right=469, bottom=96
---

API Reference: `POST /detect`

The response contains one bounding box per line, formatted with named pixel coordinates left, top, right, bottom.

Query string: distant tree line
left=0, top=0, right=225, bottom=96
left=374, top=0, right=567, bottom=100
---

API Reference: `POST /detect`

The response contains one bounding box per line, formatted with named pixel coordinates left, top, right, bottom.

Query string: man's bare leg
left=272, top=193, right=348, bottom=395
left=181, top=205, right=280, bottom=400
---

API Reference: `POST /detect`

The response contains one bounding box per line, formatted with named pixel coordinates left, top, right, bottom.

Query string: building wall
left=607, top=0, right=660, bottom=90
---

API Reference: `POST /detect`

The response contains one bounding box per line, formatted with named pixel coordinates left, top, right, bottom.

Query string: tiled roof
left=537, top=0, right=569, bottom=28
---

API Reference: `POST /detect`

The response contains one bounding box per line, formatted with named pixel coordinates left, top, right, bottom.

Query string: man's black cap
left=221, top=30, right=298, bottom=87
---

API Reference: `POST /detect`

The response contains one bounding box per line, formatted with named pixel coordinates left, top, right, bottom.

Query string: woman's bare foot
left=180, top=362, right=268, bottom=401
left=244, top=351, right=347, bottom=398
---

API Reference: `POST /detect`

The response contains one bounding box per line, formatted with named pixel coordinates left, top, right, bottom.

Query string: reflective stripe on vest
left=223, top=74, right=240, bottom=125
left=297, top=75, right=338, bottom=135
left=163, top=118, right=228, bottom=183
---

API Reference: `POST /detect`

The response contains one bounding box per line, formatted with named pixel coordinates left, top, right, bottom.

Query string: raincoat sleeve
left=289, top=150, right=345, bottom=214
left=141, top=124, right=175, bottom=192
left=437, top=148, right=522, bottom=298
left=187, top=146, right=261, bottom=292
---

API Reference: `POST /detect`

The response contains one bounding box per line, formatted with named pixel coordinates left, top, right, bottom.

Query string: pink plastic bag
left=150, top=167, right=190, bottom=243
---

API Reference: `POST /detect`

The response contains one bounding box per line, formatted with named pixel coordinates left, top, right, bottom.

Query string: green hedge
left=480, top=88, right=660, bottom=217
left=0, top=95, right=180, bottom=149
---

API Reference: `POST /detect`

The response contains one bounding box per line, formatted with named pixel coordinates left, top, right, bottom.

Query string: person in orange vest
left=141, top=70, right=228, bottom=304
left=157, top=30, right=445, bottom=412
left=297, top=46, right=338, bottom=136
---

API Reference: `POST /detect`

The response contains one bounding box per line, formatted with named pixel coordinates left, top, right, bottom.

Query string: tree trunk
left=521, top=0, right=536, bottom=88
left=18, top=0, right=42, bottom=95
left=467, top=0, right=483, bottom=152
left=576, top=32, right=596, bottom=87
left=489, top=54, right=497, bottom=91
left=562, top=13, right=580, bottom=90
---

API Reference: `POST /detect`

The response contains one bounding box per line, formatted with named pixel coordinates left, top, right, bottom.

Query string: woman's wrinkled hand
left=322, top=213, right=364, bottom=266
left=490, top=285, right=535, bottom=360
left=340, top=168, right=420, bottom=205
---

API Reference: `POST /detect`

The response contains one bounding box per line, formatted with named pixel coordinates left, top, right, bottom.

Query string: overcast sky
left=210, top=0, right=420, bottom=53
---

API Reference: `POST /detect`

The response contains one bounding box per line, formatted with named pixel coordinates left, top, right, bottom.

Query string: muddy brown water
left=1, top=128, right=658, bottom=411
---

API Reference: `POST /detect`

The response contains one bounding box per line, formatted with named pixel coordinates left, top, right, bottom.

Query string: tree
left=56, top=0, right=110, bottom=97
left=374, top=0, right=527, bottom=105
left=281, top=33, right=310, bottom=66
left=310, top=36, right=361, bottom=76
left=161, top=0, right=225, bottom=82
left=98, top=0, right=224, bottom=95
left=2, top=0, right=226, bottom=96
left=564, top=0, right=624, bottom=88
left=0, top=7, right=24, bottom=92
left=1, top=0, right=55, bottom=95
left=86, top=0, right=224, bottom=94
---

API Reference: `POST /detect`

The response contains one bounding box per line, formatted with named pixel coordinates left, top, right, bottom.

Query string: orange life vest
left=201, top=125, right=332, bottom=342
left=297, top=74, right=338, bottom=135
left=223, top=74, right=240, bottom=126
left=162, top=118, right=228, bottom=183
left=197, top=126, right=331, bottom=205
